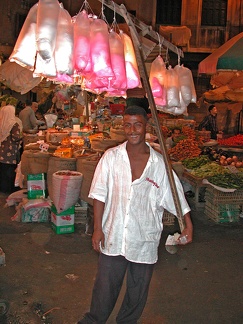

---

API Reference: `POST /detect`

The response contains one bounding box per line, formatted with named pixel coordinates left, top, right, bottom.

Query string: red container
left=109, top=104, right=125, bottom=115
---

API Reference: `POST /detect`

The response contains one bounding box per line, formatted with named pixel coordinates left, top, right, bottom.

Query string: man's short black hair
left=124, top=105, right=148, bottom=120
left=208, top=105, right=215, bottom=112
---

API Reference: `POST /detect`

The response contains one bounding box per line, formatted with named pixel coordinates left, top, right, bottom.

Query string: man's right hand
left=92, top=229, right=105, bottom=253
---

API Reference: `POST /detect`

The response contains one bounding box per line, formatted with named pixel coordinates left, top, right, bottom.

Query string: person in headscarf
left=0, top=105, right=23, bottom=193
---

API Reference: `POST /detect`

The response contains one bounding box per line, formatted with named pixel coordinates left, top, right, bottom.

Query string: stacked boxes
left=51, top=205, right=75, bottom=234
left=204, top=187, right=243, bottom=223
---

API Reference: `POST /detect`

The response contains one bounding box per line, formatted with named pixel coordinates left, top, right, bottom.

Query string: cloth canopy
left=198, top=32, right=243, bottom=74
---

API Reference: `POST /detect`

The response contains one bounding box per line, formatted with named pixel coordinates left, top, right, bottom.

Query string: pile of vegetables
left=206, top=173, right=243, bottom=189
left=182, top=155, right=210, bottom=169
left=168, top=126, right=203, bottom=161
left=217, top=134, right=243, bottom=146
left=190, top=162, right=229, bottom=178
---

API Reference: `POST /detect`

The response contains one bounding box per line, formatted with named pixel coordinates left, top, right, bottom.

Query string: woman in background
left=0, top=105, right=23, bottom=193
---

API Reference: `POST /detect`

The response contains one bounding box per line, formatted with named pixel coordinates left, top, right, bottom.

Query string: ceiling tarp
left=198, top=32, right=243, bottom=75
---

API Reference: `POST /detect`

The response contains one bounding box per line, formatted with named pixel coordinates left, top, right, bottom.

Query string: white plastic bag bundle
left=166, top=66, right=180, bottom=108
left=174, top=64, right=197, bottom=105
left=36, top=0, right=60, bottom=62
left=54, top=4, right=74, bottom=77
left=52, top=170, right=83, bottom=213
left=9, top=3, right=38, bottom=69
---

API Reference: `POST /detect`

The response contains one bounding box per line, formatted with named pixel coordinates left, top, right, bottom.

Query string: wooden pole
left=98, top=0, right=185, bottom=231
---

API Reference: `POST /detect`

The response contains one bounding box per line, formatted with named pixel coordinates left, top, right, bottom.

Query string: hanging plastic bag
left=166, top=66, right=180, bottom=108
left=120, top=32, right=141, bottom=89
left=149, top=55, right=167, bottom=107
left=108, top=30, right=127, bottom=91
left=54, top=4, right=74, bottom=77
left=36, top=0, right=60, bottom=62
left=174, top=64, right=197, bottom=105
left=34, top=53, right=56, bottom=77
left=90, top=17, right=114, bottom=80
left=73, top=10, right=92, bottom=73
left=9, top=3, right=38, bottom=70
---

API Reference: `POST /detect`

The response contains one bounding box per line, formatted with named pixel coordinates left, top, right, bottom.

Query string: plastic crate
left=163, top=210, right=175, bottom=226
left=75, top=200, right=89, bottom=224
left=205, top=187, right=243, bottom=204
left=205, top=201, right=240, bottom=223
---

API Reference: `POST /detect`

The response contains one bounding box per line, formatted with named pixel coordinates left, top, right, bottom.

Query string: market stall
left=3, top=0, right=243, bottom=231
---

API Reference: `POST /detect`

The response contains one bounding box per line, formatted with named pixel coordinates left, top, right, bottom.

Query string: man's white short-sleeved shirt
left=89, top=141, right=190, bottom=264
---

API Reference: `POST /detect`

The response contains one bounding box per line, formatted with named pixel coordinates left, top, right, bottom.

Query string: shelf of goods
left=181, top=170, right=208, bottom=208
left=204, top=186, right=243, bottom=223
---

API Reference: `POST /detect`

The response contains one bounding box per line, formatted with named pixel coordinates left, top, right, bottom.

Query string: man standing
left=198, top=105, right=218, bottom=140
left=19, top=100, right=44, bottom=132
left=78, top=106, right=193, bottom=324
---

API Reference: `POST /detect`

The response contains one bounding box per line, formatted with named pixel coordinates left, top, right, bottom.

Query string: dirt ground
left=0, top=192, right=243, bottom=324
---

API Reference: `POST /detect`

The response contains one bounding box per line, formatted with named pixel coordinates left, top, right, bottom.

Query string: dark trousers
left=0, top=162, right=17, bottom=194
left=79, top=253, right=154, bottom=324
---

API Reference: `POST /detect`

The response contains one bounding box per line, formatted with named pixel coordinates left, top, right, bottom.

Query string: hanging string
left=110, top=1, right=120, bottom=32
left=156, top=32, right=162, bottom=56
left=177, top=47, right=181, bottom=66
left=165, top=47, right=169, bottom=66
left=78, top=0, right=95, bottom=16
left=98, top=0, right=109, bottom=25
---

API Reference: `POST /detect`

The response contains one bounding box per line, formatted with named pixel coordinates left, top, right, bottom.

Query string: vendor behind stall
left=165, top=127, right=182, bottom=149
left=19, top=100, right=45, bottom=132
left=198, top=105, right=218, bottom=140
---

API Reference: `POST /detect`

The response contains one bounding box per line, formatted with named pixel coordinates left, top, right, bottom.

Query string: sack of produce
left=52, top=170, right=83, bottom=213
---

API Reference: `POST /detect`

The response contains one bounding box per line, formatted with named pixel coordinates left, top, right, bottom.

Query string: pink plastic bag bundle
left=108, top=30, right=127, bottom=91
left=54, top=4, right=74, bottom=77
left=36, top=0, right=60, bottom=62
left=149, top=55, right=167, bottom=107
left=9, top=3, right=38, bottom=70
left=73, top=10, right=92, bottom=73
left=120, top=32, right=140, bottom=89
left=90, top=18, right=114, bottom=82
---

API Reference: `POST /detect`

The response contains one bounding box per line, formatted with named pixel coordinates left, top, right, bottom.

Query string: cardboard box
left=27, top=173, right=47, bottom=199
left=51, top=205, right=75, bottom=234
